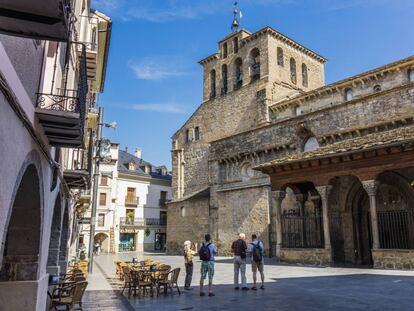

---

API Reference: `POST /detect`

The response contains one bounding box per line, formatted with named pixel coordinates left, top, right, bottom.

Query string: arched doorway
left=47, top=194, right=63, bottom=273
left=0, top=164, right=42, bottom=281
left=94, top=233, right=109, bottom=254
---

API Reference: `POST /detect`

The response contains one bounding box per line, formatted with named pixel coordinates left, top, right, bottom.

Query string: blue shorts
left=201, top=261, right=215, bottom=280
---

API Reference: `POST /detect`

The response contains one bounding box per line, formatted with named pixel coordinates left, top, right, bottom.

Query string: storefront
left=119, top=232, right=136, bottom=252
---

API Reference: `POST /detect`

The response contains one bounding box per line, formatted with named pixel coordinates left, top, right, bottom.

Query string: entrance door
left=155, top=233, right=166, bottom=251
left=353, top=191, right=373, bottom=266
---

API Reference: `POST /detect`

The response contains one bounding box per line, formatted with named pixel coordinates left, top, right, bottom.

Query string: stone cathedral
left=166, top=21, right=414, bottom=269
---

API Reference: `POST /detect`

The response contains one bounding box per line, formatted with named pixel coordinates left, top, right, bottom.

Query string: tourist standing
left=232, top=233, right=249, bottom=291
left=199, top=234, right=217, bottom=297
left=183, top=240, right=196, bottom=290
left=248, top=234, right=265, bottom=290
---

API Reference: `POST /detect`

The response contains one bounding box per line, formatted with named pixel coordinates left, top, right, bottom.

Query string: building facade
left=79, top=145, right=172, bottom=254
left=0, top=1, right=111, bottom=310
left=167, top=26, right=414, bottom=270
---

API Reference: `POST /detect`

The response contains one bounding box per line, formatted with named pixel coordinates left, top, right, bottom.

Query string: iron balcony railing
left=159, top=199, right=167, bottom=207
left=125, top=196, right=139, bottom=206
left=120, top=218, right=167, bottom=227
left=36, top=44, right=88, bottom=133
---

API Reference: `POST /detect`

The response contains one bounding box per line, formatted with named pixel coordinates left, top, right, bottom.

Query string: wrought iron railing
left=125, top=196, right=139, bottom=206
left=281, top=215, right=324, bottom=248
left=64, top=148, right=89, bottom=171
left=377, top=210, right=414, bottom=249
left=120, top=218, right=166, bottom=227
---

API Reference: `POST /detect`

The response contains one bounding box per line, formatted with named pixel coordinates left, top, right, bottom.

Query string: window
left=277, top=47, right=284, bottom=66
left=303, top=137, right=320, bottom=152
left=145, top=165, right=151, bottom=173
left=233, top=37, right=239, bottom=53
left=290, top=58, right=297, bottom=84
left=99, top=193, right=107, bottom=206
left=98, top=213, right=105, bottom=227
left=101, top=175, right=108, bottom=186
left=180, top=206, right=186, bottom=217
left=160, top=211, right=167, bottom=225
left=185, top=129, right=190, bottom=143
left=194, top=127, right=200, bottom=141
left=160, top=191, right=167, bottom=206
left=222, top=42, right=228, bottom=58
left=128, top=162, right=136, bottom=170
left=210, top=69, right=216, bottom=99
left=221, top=64, right=228, bottom=95
left=234, top=58, right=243, bottom=90
left=373, top=84, right=382, bottom=92
left=250, top=48, right=260, bottom=82
left=409, top=69, right=414, bottom=82
left=302, top=63, right=308, bottom=87
left=344, top=88, right=353, bottom=101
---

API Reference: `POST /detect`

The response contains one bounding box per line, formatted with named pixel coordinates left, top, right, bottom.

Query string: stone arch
left=376, top=171, right=414, bottom=210
left=47, top=193, right=64, bottom=273
left=94, top=233, right=109, bottom=254
left=233, top=57, right=243, bottom=90
left=0, top=157, right=43, bottom=281
left=249, top=48, right=260, bottom=81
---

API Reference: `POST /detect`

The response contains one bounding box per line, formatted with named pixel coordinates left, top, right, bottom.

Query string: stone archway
left=0, top=164, right=42, bottom=281
left=94, top=233, right=109, bottom=254
left=47, top=193, right=63, bottom=274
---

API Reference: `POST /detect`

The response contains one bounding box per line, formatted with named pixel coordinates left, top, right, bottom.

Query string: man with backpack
left=248, top=234, right=265, bottom=290
left=199, top=234, right=217, bottom=297
left=231, top=233, right=249, bottom=291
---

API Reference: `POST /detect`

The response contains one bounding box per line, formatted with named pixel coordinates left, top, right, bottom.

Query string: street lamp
left=88, top=106, right=116, bottom=273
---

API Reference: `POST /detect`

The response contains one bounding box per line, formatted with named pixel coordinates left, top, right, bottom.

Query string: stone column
left=271, top=190, right=286, bottom=258
left=316, top=186, right=332, bottom=250
left=362, top=180, right=380, bottom=249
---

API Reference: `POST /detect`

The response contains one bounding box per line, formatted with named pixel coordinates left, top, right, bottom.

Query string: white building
left=80, top=144, right=172, bottom=254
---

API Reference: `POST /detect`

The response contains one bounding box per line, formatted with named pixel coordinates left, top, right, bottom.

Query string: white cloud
left=128, top=58, right=188, bottom=81
left=130, top=102, right=186, bottom=114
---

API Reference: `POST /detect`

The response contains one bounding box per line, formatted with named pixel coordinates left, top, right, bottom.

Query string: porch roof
left=255, top=125, right=414, bottom=171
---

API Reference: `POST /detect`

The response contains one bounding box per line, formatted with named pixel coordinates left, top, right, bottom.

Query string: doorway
left=155, top=233, right=166, bottom=251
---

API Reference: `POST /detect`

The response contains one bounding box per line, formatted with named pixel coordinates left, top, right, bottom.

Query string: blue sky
left=93, top=0, right=414, bottom=169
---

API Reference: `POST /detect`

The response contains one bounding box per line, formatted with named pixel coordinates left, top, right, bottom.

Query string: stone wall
left=166, top=197, right=210, bottom=254
left=280, top=248, right=332, bottom=266
left=372, top=249, right=414, bottom=270
left=215, top=185, right=271, bottom=256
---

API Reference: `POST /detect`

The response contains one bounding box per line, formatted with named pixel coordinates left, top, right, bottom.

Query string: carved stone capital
left=362, top=180, right=379, bottom=196
left=315, top=185, right=332, bottom=201
left=271, top=190, right=286, bottom=202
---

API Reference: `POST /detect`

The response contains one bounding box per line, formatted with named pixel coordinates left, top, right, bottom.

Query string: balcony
left=125, top=196, right=139, bottom=207
left=120, top=218, right=166, bottom=227
left=77, top=42, right=98, bottom=81
left=159, top=199, right=167, bottom=207
left=0, top=0, right=71, bottom=41
left=36, top=46, right=88, bottom=148
left=63, top=146, right=92, bottom=190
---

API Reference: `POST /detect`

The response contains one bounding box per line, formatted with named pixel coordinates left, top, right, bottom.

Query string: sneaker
left=200, top=292, right=205, bottom=297
left=242, top=287, right=250, bottom=291
left=251, top=287, right=257, bottom=291
left=208, top=292, right=215, bottom=297
left=234, top=287, right=240, bottom=290
left=260, top=285, right=265, bottom=290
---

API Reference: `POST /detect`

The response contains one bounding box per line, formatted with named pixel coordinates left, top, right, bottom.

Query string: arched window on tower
left=221, top=64, right=228, bottom=95
left=290, top=58, right=297, bottom=84
left=277, top=47, right=284, bottom=66
left=185, top=129, right=190, bottom=143
left=222, top=42, right=228, bottom=59
left=302, top=63, right=308, bottom=87
left=210, top=69, right=216, bottom=99
left=250, top=48, right=260, bottom=82
left=234, top=58, right=243, bottom=90
left=409, top=69, right=414, bottom=82
left=233, top=37, right=239, bottom=53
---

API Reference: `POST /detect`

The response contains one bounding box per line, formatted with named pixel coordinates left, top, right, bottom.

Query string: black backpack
left=251, top=241, right=263, bottom=262
left=199, top=243, right=211, bottom=261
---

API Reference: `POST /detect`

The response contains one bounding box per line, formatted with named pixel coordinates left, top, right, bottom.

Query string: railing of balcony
left=36, top=44, right=88, bottom=131
left=159, top=199, right=167, bottom=207
left=125, top=196, right=139, bottom=206
left=120, top=218, right=167, bottom=226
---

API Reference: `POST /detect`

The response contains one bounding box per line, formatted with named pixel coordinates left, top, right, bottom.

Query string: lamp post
left=88, top=107, right=116, bottom=273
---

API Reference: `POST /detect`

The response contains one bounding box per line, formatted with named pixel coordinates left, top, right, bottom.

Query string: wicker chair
left=50, top=281, right=88, bottom=311
left=135, top=270, right=154, bottom=297
left=157, top=268, right=181, bottom=296
left=121, top=266, right=135, bottom=297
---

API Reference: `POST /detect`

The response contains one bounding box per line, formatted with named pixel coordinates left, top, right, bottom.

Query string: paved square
left=83, top=253, right=414, bottom=311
